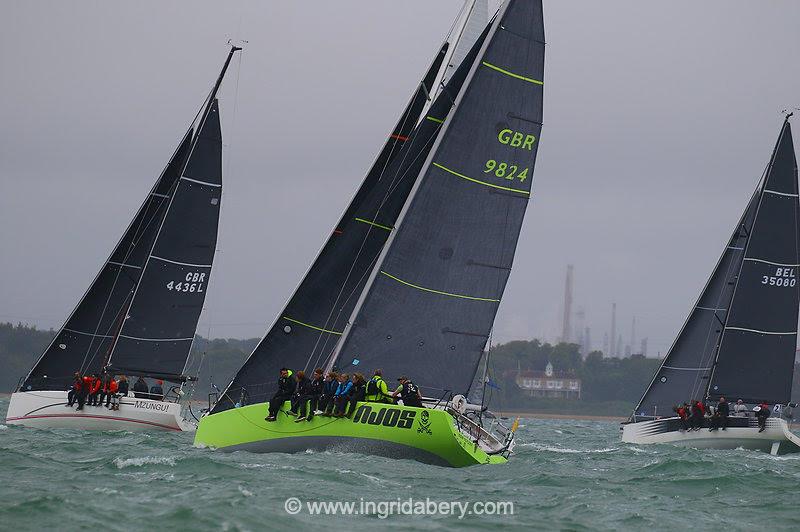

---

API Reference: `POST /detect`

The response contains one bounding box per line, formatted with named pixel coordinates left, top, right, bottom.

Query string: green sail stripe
left=355, top=217, right=393, bottom=232
left=481, top=61, right=543, bottom=85
left=425, top=115, right=445, bottom=124
left=380, top=271, right=500, bottom=302
left=282, top=316, right=342, bottom=335
left=432, top=162, right=530, bottom=195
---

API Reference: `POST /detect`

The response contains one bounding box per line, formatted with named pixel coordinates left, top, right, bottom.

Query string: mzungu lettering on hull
left=134, top=401, right=170, bottom=412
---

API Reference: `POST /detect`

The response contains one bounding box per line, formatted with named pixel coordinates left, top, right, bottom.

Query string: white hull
left=5, top=391, right=195, bottom=432
left=621, top=416, right=800, bottom=455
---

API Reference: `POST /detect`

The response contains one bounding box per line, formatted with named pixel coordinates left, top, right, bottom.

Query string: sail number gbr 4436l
left=166, top=272, right=207, bottom=293
left=762, top=267, right=797, bottom=287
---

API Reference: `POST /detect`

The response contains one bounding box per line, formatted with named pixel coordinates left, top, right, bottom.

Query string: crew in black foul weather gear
left=346, top=373, right=367, bottom=418
left=132, top=377, right=149, bottom=398
left=393, top=377, right=422, bottom=408
left=290, top=371, right=312, bottom=421
left=266, top=368, right=295, bottom=421
left=756, top=402, right=770, bottom=432
left=305, top=368, right=324, bottom=421
left=710, top=397, right=729, bottom=431
left=365, top=370, right=393, bottom=403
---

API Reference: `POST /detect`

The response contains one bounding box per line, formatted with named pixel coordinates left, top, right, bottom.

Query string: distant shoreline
left=497, top=411, right=625, bottom=422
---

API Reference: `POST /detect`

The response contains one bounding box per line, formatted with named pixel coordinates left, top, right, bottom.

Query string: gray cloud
left=2, top=1, right=799, bottom=357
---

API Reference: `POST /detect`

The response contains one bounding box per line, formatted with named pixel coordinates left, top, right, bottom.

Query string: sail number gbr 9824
left=762, top=267, right=796, bottom=287
left=166, top=272, right=206, bottom=293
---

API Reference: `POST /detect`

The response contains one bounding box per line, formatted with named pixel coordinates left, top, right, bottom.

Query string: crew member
left=733, top=399, right=748, bottom=416
left=104, top=376, right=119, bottom=408
left=331, top=373, right=352, bottom=417
left=319, top=372, right=338, bottom=416
left=97, top=373, right=112, bottom=406
left=346, top=373, right=367, bottom=418
left=689, top=400, right=703, bottom=431
left=305, top=368, right=325, bottom=421
left=132, top=376, right=149, bottom=398
left=290, top=370, right=312, bottom=421
left=149, top=379, right=164, bottom=401
left=711, top=396, right=729, bottom=431
left=265, top=368, right=295, bottom=422
left=365, top=369, right=393, bottom=404
left=67, top=372, right=84, bottom=409
left=756, top=401, right=770, bottom=432
left=393, top=376, right=423, bottom=408
left=674, top=404, right=689, bottom=431
left=86, top=374, right=102, bottom=406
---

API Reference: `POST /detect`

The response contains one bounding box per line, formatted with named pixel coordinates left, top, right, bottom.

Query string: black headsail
left=708, top=118, right=799, bottom=405
left=633, top=117, right=798, bottom=419
left=212, top=25, right=495, bottom=413
left=330, top=0, right=545, bottom=397
left=107, top=47, right=241, bottom=382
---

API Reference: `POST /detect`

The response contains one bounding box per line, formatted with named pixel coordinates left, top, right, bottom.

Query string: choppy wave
left=2, top=401, right=799, bottom=530
left=113, top=455, right=177, bottom=468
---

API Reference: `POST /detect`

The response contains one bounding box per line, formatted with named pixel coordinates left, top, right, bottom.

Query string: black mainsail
left=20, top=46, right=241, bottom=391
left=331, top=0, right=545, bottom=397
left=106, top=99, right=223, bottom=382
left=708, top=119, right=799, bottom=405
left=633, top=117, right=799, bottom=419
left=213, top=20, right=495, bottom=412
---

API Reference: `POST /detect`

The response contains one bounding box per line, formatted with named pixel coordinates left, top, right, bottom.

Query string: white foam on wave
left=518, top=442, right=619, bottom=454
left=0, top=425, right=7, bottom=430
left=238, top=485, right=253, bottom=497
left=113, top=455, right=177, bottom=468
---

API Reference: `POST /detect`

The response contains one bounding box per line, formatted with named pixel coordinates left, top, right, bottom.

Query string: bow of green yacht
left=194, top=400, right=513, bottom=467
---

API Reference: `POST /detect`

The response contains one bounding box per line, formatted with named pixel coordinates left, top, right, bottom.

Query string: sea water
left=1, top=398, right=798, bottom=531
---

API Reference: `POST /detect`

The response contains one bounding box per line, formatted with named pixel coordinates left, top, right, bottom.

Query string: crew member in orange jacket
left=86, top=374, right=102, bottom=406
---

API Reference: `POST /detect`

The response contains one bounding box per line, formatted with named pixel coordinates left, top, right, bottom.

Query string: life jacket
left=90, top=378, right=101, bottom=394
left=677, top=407, right=686, bottom=419
left=72, top=378, right=83, bottom=391
left=366, top=376, right=383, bottom=397
left=83, top=376, right=93, bottom=390
left=698, top=402, right=705, bottom=415
left=109, top=380, right=119, bottom=394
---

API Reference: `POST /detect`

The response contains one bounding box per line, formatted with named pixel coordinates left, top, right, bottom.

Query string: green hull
left=194, top=401, right=507, bottom=467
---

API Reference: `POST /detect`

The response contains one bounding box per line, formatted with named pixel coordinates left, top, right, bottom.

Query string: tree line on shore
left=3, top=322, right=799, bottom=416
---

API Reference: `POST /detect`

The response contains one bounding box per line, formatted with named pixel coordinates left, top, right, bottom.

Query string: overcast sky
left=2, top=1, right=800, bottom=357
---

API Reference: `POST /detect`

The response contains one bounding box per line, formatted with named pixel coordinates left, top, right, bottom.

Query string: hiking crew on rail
left=264, top=368, right=425, bottom=422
